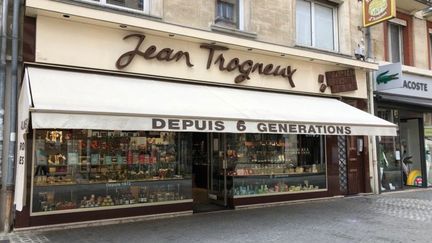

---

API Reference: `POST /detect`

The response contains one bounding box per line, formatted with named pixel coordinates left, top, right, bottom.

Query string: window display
left=425, top=113, right=432, bottom=187
left=225, top=134, right=326, bottom=197
left=32, top=130, right=192, bottom=214
left=377, top=109, right=402, bottom=190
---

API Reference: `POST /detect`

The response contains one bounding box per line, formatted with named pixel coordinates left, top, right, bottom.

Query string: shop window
left=32, top=129, right=192, bottom=214
left=429, top=32, right=432, bottom=69
left=384, top=13, right=412, bottom=66
left=215, top=0, right=244, bottom=30
left=424, top=113, right=432, bottom=186
left=226, top=134, right=327, bottom=197
left=387, top=22, right=404, bottom=64
left=377, top=109, right=402, bottom=191
left=82, top=0, right=150, bottom=13
left=296, top=0, right=338, bottom=51
left=428, top=24, right=432, bottom=69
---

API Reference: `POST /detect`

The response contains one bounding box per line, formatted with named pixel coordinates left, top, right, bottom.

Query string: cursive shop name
left=116, top=34, right=296, bottom=86
left=152, top=118, right=352, bottom=135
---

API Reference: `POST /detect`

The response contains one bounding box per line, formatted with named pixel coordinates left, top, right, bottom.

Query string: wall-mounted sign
left=375, top=63, right=432, bottom=100
left=325, top=69, right=358, bottom=93
left=363, top=0, right=396, bottom=27
left=116, top=34, right=297, bottom=86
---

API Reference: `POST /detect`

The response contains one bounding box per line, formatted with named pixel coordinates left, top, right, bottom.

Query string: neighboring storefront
left=375, top=63, right=432, bottom=191
left=14, top=13, right=396, bottom=228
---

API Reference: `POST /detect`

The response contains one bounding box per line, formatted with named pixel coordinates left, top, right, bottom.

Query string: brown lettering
left=215, top=54, right=227, bottom=71
left=116, top=34, right=194, bottom=69
left=200, top=44, right=229, bottom=69
left=227, top=58, right=240, bottom=71
left=263, top=64, right=274, bottom=75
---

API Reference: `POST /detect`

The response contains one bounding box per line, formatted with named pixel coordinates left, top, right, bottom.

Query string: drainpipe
left=0, top=0, right=9, bottom=233
left=1, top=0, right=21, bottom=233
left=365, top=27, right=379, bottom=194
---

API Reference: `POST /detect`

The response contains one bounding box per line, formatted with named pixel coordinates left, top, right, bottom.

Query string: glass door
left=208, top=133, right=227, bottom=207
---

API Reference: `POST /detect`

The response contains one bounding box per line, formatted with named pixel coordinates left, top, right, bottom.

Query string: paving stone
left=9, top=189, right=432, bottom=242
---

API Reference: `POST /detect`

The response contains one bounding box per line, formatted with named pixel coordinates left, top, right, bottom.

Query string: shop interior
left=378, top=109, right=429, bottom=190
left=31, top=129, right=327, bottom=215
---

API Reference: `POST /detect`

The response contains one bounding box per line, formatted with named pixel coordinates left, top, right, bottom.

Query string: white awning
left=25, top=66, right=397, bottom=136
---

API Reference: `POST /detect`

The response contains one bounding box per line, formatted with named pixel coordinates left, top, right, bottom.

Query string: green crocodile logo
left=376, top=70, right=399, bottom=84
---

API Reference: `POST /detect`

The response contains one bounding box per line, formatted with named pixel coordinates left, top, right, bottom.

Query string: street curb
left=380, top=187, right=432, bottom=195
left=12, top=210, right=192, bottom=234
left=235, top=195, right=345, bottom=210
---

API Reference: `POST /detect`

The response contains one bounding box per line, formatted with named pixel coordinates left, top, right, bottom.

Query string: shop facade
left=15, top=4, right=396, bottom=228
left=375, top=63, right=432, bottom=191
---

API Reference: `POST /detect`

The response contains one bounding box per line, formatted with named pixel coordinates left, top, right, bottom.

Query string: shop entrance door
left=208, top=133, right=228, bottom=207
left=192, top=133, right=228, bottom=212
left=346, top=136, right=366, bottom=195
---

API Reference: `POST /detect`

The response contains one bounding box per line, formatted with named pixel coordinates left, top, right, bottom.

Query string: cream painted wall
left=163, top=0, right=213, bottom=29
left=250, top=0, right=292, bottom=46
left=413, top=17, right=429, bottom=69
left=160, top=0, right=356, bottom=55
left=35, top=16, right=367, bottom=99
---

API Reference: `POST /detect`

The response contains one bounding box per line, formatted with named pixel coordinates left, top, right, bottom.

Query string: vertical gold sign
left=363, top=0, right=396, bottom=27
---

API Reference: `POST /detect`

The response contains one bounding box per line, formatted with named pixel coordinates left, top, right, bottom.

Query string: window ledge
left=56, top=0, right=162, bottom=21
left=294, top=44, right=355, bottom=60
left=210, top=24, right=257, bottom=39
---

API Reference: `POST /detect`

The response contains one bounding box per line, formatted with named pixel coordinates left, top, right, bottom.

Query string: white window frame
left=387, top=22, right=404, bottom=64
left=296, top=0, right=339, bottom=52
left=81, top=0, right=151, bottom=15
left=215, top=0, right=245, bottom=31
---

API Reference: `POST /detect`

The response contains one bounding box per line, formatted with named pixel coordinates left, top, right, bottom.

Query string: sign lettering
left=116, top=34, right=194, bottom=69
left=151, top=118, right=352, bottom=135
left=115, top=34, right=297, bottom=86
left=200, top=44, right=297, bottom=86
left=325, top=69, right=358, bottom=93
left=403, top=80, right=428, bottom=92
left=363, top=0, right=396, bottom=27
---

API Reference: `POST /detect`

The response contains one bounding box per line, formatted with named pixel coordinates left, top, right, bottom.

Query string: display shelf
left=46, top=172, right=69, bottom=176
left=33, top=177, right=190, bottom=187
left=229, top=172, right=325, bottom=178
left=30, top=199, right=193, bottom=216
left=233, top=188, right=327, bottom=198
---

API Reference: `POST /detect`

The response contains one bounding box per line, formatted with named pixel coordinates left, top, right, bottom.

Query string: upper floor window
left=385, top=13, right=412, bottom=66
left=85, top=0, right=150, bottom=13
left=296, top=0, right=338, bottom=51
left=387, top=22, right=404, bottom=64
left=215, top=0, right=244, bottom=30
left=427, top=23, right=432, bottom=69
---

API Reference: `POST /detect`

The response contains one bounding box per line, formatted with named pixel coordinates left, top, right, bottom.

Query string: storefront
left=14, top=15, right=396, bottom=227
left=375, top=63, right=432, bottom=191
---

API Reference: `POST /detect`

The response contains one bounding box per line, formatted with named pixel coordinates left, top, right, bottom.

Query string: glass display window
left=225, top=133, right=327, bottom=197
left=425, top=113, right=432, bottom=187
left=377, top=108, right=402, bottom=190
left=31, top=129, right=192, bottom=214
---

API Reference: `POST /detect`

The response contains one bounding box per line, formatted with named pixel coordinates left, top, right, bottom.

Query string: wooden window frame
left=384, top=11, right=413, bottom=66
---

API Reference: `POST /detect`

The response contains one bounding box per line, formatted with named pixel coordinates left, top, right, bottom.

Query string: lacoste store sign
left=116, top=34, right=297, bottom=87
left=375, top=63, right=432, bottom=99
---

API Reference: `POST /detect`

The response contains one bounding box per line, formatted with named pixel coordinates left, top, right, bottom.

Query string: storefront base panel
left=232, top=191, right=329, bottom=207
left=15, top=202, right=193, bottom=228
